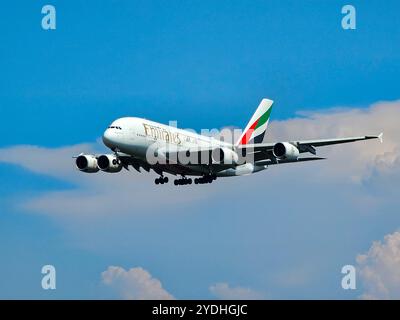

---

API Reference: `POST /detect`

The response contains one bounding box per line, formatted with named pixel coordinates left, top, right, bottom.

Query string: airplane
left=75, top=99, right=383, bottom=185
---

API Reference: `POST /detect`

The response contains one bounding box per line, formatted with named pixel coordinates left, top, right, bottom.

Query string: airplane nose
left=102, top=129, right=114, bottom=148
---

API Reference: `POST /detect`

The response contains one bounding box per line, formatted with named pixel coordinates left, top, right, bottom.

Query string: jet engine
left=75, top=155, right=99, bottom=173
left=211, top=147, right=239, bottom=165
left=97, top=154, right=123, bottom=172
left=272, top=142, right=299, bottom=160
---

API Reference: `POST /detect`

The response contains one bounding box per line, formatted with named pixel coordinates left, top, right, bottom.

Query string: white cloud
left=101, top=266, right=174, bottom=300
left=101, top=267, right=264, bottom=300
left=209, top=283, right=265, bottom=300
left=0, top=144, right=216, bottom=219
left=266, top=100, right=399, bottom=183
left=0, top=143, right=96, bottom=181
left=363, top=147, right=400, bottom=192
left=0, top=100, right=398, bottom=223
left=357, top=231, right=400, bottom=299
left=6, top=101, right=399, bottom=216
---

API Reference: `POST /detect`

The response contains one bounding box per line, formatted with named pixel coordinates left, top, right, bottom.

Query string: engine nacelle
left=211, top=147, right=239, bottom=165
left=97, top=154, right=123, bottom=173
left=272, top=142, right=299, bottom=160
left=75, top=155, right=99, bottom=173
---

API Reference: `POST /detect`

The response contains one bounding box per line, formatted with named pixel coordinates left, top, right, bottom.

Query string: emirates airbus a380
left=75, top=99, right=383, bottom=185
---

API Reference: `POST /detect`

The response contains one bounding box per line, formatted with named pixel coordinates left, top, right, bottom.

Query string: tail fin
left=236, top=98, right=274, bottom=145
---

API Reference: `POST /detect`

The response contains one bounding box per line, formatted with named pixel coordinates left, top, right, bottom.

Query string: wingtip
left=378, top=132, right=384, bottom=143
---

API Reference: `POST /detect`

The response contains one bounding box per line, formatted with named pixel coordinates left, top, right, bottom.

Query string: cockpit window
left=108, top=126, right=122, bottom=130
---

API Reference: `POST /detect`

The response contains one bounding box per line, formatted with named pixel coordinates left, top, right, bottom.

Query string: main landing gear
left=174, top=177, right=192, bottom=185
left=155, top=176, right=169, bottom=185
left=194, top=174, right=217, bottom=184
left=154, top=174, right=217, bottom=186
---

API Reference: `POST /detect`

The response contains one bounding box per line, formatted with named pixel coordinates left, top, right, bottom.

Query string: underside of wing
left=256, top=156, right=326, bottom=166
left=116, top=150, right=229, bottom=176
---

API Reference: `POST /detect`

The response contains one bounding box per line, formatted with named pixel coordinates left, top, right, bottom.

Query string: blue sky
left=1, top=1, right=400, bottom=299
left=1, top=0, right=399, bottom=146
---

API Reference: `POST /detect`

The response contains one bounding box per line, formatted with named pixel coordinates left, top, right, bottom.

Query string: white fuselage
left=102, top=117, right=229, bottom=157
left=102, top=117, right=266, bottom=177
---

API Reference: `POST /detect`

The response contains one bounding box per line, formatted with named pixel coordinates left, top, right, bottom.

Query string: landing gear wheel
left=194, top=178, right=199, bottom=184
left=155, top=178, right=159, bottom=185
left=164, top=177, right=169, bottom=183
left=188, top=178, right=192, bottom=184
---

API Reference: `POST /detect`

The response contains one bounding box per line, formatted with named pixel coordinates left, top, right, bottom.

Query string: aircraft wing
left=291, top=133, right=383, bottom=152
left=237, top=133, right=383, bottom=160
left=115, top=133, right=382, bottom=173
left=115, top=152, right=152, bottom=172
